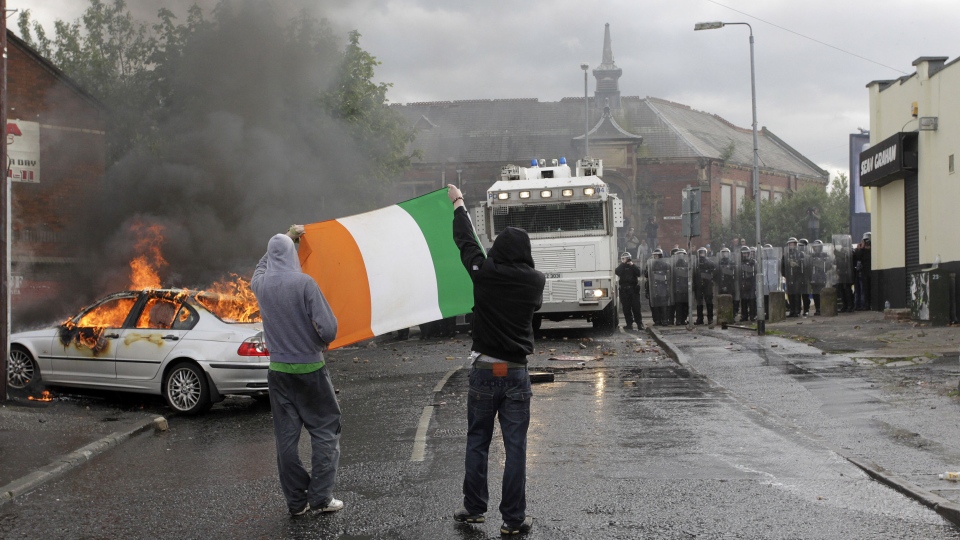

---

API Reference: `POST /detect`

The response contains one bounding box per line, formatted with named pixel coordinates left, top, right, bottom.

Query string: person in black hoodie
left=447, top=184, right=545, bottom=536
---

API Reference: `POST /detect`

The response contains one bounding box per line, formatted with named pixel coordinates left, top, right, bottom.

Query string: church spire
left=593, top=23, right=622, bottom=109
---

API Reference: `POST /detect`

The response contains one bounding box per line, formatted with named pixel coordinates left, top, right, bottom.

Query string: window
left=136, top=297, right=189, bottom=329
left=774, top=191, right=784, bottom=203
left=760, top=189, right=770, bottom=201
left=77, top=296, right=138, bottom=328
left=721, top=185, right=732, bottom=224
left=735, top=186, right=746, bottom=214
left=491, top=201, right=605, bottom=235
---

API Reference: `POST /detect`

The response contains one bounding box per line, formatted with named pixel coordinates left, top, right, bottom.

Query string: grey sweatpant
left=268, top=367, right=341, bottom=512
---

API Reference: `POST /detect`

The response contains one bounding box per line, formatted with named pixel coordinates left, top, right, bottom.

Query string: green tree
left=320, top=30, right=419, bottom=187
left=710, top=173, right=850, bottom=248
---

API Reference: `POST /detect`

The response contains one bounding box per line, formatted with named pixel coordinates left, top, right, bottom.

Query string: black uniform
left=783, top=246, right=805, bottom=317
left=616, top=260, right=644, bottom=329
left=738, top=253, right=757, bottom=321
left=694, top=255, right=716, bottom=324
left=808, top=249, right=830, bottom=316
left=672, top=256, right=690, bottom=325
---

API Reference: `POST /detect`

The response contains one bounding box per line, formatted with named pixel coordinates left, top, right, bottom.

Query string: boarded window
left=736, top=186, right=746, bottom=214
left=721, top=185, right=732, bottom=224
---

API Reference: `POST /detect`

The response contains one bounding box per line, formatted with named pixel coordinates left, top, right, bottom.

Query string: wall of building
left=868, top=58, right=960, bottom=270
left=7, top=36, right=106, bottom=306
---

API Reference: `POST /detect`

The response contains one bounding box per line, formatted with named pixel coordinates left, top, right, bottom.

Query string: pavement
left=2, top=307, right=959, bottom=521
left=646, top=307, right=960, bottom=527
left=0, top=391, right=167, bottom=506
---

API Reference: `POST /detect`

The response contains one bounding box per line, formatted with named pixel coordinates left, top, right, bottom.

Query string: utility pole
left=1, top=0, right=9, bottom=401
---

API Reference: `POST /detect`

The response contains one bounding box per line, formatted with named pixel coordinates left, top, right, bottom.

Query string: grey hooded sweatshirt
left=252, top=234, right=338, bottom=364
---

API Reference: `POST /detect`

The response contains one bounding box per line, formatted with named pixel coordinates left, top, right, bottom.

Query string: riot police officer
left=717, top=248, right=737, bottom=313
left=616, top=252, right=644, bottom=330
left=833, top=234, right=855, bottom=312
left=738, top=245, right=757, bottom=322
left=694, top=247, right=717, bottom=325
left=672, top=249, right=690, bottom=326
left=798, top=239, right=812, bottom=316
left=808, top=240, right=831, bottom=316
left=783, top=237, right=805, bottom=317
left=646, top=249, right=672, bottom=326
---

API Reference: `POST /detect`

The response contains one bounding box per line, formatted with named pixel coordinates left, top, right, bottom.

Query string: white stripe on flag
left=338, top=206, right=443, bottom=335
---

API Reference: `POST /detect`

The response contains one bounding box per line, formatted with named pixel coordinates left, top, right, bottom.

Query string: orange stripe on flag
left=299, top=221, right=373, bottom=349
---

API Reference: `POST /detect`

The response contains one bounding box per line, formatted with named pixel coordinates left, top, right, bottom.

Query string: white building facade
left=865, top=56, right=959, bottom=310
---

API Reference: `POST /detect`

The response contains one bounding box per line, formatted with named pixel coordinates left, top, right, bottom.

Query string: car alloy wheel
left=164, top=363, right=210, bottom=415
left=8, top=348, right=37, bottom=389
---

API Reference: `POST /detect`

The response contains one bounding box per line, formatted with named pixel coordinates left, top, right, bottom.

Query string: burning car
left=6, top=288, right=269, bottom=415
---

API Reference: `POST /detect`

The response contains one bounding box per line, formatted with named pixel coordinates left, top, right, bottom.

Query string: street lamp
left=694, top=20, right=766, bottom=335
left=581, top=63, right=590, bottom=157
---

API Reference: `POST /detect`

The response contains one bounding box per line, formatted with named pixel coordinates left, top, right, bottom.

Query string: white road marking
left=410, top=367, right=462, bottom=462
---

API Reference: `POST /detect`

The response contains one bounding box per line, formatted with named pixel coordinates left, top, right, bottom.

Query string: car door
left=115, top=295, right=198, bottom=383
left=50, top=292, right=141, bottom=382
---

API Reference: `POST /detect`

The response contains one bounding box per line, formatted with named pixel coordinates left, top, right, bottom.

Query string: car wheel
left=163, top=362, right=211, bottom=415
left=8, top=346, right=39, bottom=389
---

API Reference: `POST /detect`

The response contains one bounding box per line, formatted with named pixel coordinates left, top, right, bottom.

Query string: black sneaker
left=637, top=322, right=645, bottom=330
left=500, top=517, right=533, bottom=535
left=454, top=507, right=485, bottom=523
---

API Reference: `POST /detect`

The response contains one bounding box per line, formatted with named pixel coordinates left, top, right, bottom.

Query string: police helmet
left=676, top=249, right=687, bottom=255
left=740, top=245, right=750, bottom=253
left=719, top=247, right=731, bottom=258
left=670, top=247, right=679, bottom=255
left=652, top=248, right=664, bottom=259
left=697, top=247, right=707, bottom=256
left=620, top=252, right=632, bottom=261
left=863, top=232, right=871, bottom=243
left=786, top=237, right=798, bottom=245
left=763, top=244, right=773, bottom=249
left=798, top=238, right=809, bottom=246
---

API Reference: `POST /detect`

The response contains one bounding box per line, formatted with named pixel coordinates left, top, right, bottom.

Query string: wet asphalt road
left=2, top=323, right=960, bottom=539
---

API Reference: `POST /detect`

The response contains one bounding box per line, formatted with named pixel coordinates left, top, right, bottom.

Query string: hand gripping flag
left=298, top=189, right=474, bottom=349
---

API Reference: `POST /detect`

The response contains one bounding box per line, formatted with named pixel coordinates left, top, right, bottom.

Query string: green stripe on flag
left=398, top=189, right=475, bottom=318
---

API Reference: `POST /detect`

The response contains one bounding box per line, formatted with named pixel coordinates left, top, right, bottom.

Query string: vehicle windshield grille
left=492, top=202, right=605, bottom=234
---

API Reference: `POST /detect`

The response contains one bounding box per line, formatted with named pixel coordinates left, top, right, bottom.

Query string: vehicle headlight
left=519, top=191, right=531, bottom=199
left=583, top=187, right=596, bottom=196
left=497, top=192, right=510, bottom=200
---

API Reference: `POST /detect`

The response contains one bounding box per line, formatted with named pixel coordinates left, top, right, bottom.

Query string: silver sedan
left=7, top=288, right=270, bottom=415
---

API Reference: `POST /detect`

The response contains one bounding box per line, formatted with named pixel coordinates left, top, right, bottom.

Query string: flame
left=196, top=274, right=261, bottom=323
left=28, top=390, right=55, bottom=402
left=60, top=222, right=262, bottom=355
left=129, top=222, right=166, bottom=290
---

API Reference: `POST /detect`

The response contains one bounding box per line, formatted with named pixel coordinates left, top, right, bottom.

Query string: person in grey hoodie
left=251, top=226, right=343, bottom=517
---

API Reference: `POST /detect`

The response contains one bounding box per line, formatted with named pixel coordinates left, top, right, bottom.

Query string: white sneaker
left=316, top=498, right=344, bottom=513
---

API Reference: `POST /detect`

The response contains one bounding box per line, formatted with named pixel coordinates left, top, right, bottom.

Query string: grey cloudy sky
left=18, top=0, right=959, bottom=178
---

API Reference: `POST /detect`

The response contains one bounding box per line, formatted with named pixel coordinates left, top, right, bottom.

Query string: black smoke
left=17, top=1, right=385, bottom=328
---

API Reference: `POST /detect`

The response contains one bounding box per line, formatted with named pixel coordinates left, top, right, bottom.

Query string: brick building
left=392, top=24, right=828, bottom=250
left=7, top=31, right=106, bottom=310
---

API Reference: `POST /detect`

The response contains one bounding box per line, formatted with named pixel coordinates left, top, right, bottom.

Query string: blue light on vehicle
left=531, top=159, right=538, bottom=166
left=560, top=157, right=567, bottom=164
left=583, top=281, right=593, bottom=287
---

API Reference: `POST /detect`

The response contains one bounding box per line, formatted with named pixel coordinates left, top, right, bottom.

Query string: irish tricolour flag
left=298, top=189, right=474, bottom=349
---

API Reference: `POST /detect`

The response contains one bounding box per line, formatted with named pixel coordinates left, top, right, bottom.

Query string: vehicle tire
left=532, top=314, right=542, bottom=332
left=7, top=346, right=39, bottom=390
left=592, top=301, right=619, bottom=333
left=163, top=362, right=212, bottom=415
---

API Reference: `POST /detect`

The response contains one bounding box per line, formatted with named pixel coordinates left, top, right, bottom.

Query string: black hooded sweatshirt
left=452, top=206, right=545, bottom=363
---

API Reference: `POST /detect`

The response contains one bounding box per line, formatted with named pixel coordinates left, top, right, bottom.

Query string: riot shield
left=761, top=247, right=783, bottom=295
left=832, top=234, right=853, bottom=284
left=808, top=243, right=835, bottom=293
left=694, top=255, right=718, bottom=306
left=716, top=251, right=738, bottom=299
left=783, top=243, right=806, bottom=295
left=672, top=253, right=690, bottom=304
left=737, top=251, right=758, bottom=300
left=647, top=257, right=674, bottom=308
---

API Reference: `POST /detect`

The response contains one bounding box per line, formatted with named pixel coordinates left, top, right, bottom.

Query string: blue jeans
left=462, top=366, right=532, bottom=525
